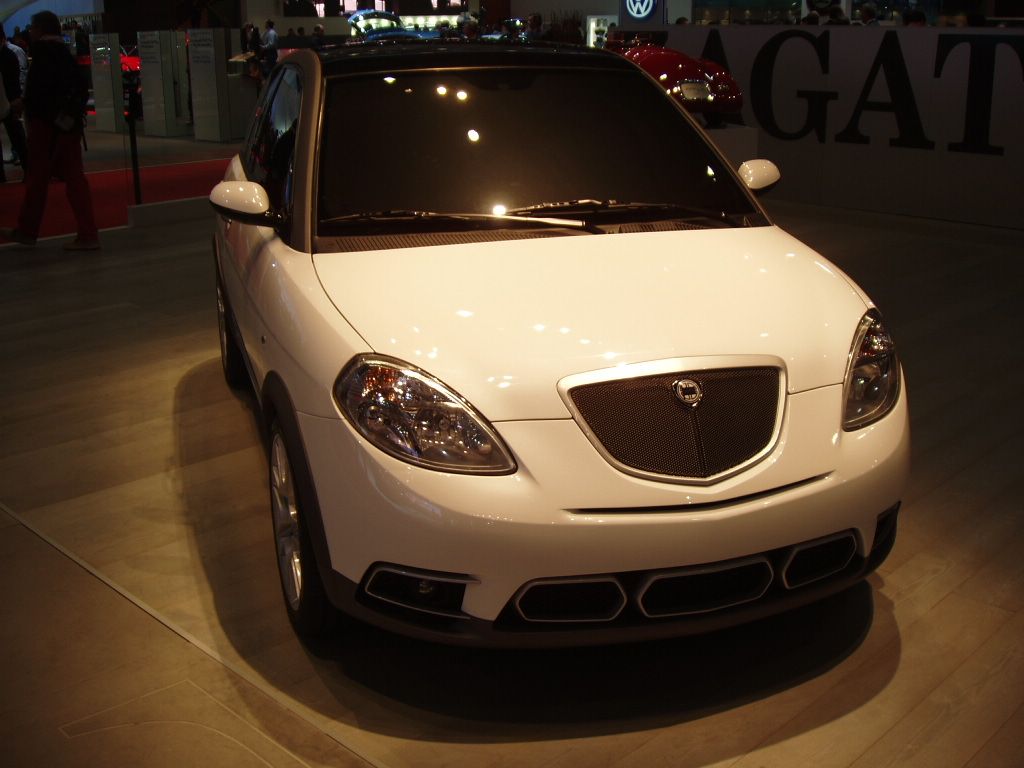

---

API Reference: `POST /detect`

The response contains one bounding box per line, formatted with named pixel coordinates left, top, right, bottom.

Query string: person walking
left=0, top=10, right=98, bottom=249
left=0, top=24, right=29, bottom=182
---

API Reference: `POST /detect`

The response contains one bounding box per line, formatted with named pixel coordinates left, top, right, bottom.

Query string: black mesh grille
left=569, top=367, right=780, bottom=478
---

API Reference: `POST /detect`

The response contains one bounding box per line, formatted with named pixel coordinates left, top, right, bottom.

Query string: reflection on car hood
left=313, top=226, right=869, bottom=421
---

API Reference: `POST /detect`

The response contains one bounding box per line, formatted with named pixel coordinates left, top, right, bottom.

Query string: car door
left=225, top=66, right=303, bottom=386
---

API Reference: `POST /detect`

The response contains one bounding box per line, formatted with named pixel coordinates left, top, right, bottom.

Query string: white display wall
left=138, top=30, right=191, bottom=137
left=664, top=26, right=1024, bottom=229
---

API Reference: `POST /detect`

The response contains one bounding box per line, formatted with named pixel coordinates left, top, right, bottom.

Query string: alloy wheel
left=216, top=281, right=230, bottom=366
left=270, top=431, right=303, bottom=611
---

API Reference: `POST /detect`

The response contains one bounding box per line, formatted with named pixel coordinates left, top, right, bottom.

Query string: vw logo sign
left=626, top=0, right=657, bottom=20
left=673, top=379, right=703, bottom=408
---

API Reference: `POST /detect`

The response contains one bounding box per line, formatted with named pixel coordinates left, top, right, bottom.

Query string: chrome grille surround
left=558, top=356, right=787, bottom=486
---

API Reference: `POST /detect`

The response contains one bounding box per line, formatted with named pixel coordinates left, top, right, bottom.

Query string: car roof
left=318, top=39, right=634, bottom=77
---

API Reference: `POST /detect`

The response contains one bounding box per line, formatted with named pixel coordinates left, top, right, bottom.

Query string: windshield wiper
left=320, top=209, right=598, bottom=231
left=505, top=199, right=742, bottom=227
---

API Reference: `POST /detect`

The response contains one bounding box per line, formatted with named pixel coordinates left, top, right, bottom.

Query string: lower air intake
left=638, top=557, right=774, bottom=617
left=515, top=578, right=627, bottom=623
left=781, top=532, right=858, bottom=589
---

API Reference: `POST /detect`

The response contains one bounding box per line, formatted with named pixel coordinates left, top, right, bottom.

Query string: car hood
left=313, top=226, right=869, bottom=421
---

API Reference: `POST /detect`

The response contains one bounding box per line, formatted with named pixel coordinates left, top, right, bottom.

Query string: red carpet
left=0, top=158, right=231, bottom=238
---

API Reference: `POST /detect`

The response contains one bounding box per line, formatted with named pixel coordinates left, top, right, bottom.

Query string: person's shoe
left=63, top=237, right=101, bottom=251
left=0, top=227, right=38, bottom=246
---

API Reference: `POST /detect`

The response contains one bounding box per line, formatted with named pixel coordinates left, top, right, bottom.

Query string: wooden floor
left=0, top=201, right=1022, bottom=767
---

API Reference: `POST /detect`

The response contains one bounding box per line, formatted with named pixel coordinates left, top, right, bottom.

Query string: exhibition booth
left=78, top=18, right=1021, bottom=230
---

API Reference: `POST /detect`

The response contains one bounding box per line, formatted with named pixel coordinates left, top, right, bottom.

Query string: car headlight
left=335, top=355, right=516, bottom=474
left=843, top=310, right=900, bottom=430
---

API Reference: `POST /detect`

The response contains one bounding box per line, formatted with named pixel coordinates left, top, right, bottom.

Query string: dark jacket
left=24, top=36, right=86, bottom=127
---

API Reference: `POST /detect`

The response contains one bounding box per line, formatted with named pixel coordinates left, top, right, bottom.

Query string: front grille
left=569, top=367, right=780, bottom=480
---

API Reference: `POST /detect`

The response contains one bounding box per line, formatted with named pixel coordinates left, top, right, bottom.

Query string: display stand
left=188, top=28, right=256, bottom=142
left=138, top=31, right=192, bottom=137
left=89, top=33, right=125, bottom=134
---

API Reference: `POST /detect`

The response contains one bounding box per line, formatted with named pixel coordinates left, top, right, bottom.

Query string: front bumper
left=298, top=382, right=909, bottom=646
left=319, top=504, right=898, bottom=647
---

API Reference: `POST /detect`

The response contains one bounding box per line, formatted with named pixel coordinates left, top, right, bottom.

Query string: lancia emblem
left=673, top=378, right=703, bottom=407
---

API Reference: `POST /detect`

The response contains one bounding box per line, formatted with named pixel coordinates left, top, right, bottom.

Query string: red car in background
left=606, top=32, right=742, bottom=126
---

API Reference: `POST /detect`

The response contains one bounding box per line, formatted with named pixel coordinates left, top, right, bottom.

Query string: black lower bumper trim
left=320, top=504, right=900, bottom=648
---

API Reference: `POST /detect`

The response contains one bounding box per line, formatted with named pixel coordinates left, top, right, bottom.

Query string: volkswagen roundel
left=626, top=0, right=658, bottom=21
left=210, top=40, right=909, bottom=647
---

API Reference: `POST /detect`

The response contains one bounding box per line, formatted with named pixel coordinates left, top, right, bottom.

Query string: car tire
left=268, top=417, right=337, bottom=640
left=216, top=274, right=249, bottom=390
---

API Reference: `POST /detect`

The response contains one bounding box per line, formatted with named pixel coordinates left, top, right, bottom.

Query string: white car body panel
left=312, top=226, right=868, bottom=421
left=218, top=159, right=371, bottom=414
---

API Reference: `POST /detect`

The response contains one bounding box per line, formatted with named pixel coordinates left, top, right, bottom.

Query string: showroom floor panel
left=1, top=202, right=1022, bottom=767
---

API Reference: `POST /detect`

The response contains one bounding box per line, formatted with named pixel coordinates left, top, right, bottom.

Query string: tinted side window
left=245, top=67, right=302, bottom=212
left=243, top=71, right=283, bottom=180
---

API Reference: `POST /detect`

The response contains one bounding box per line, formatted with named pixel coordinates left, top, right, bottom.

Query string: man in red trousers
left=0, top=10, right=99, bottom=250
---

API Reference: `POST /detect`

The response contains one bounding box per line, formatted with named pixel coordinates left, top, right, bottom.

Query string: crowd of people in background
left=0, top=10, right=98, bottom=249
left=0, top=22, right=29, bottom=184
left=797, top=3, right=947, bottom=25
left=684, top=0, right=992, bottom=25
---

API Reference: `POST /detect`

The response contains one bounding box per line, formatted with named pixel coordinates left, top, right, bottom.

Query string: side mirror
left=737, top=159, right=781, bottom=193
left=209, top=180, right=286, bottom=227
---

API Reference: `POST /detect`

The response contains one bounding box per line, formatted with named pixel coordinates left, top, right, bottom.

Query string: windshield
left=317, top=66, right=760, bottom=233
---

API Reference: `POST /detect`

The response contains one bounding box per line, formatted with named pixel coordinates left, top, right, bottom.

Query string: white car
left=210, top=42, right=909, bottom=646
